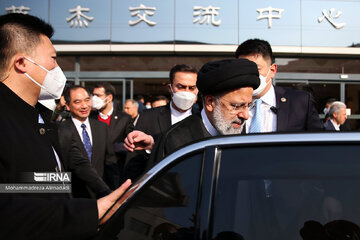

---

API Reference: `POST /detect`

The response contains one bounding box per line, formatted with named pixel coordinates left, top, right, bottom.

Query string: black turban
left=197, top=59, right=260, bottom=95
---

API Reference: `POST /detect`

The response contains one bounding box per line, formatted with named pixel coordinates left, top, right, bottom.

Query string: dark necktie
left=81, top=123, right=92, bottom=161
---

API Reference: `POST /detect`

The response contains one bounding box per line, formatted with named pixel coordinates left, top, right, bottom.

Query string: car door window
left=212, top=144, right=360, bottom=240
left=116, top=153, right=203, bottom=240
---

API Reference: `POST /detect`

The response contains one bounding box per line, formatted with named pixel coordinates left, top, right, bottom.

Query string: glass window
left=277, top=58, right=360, bottom=74
left=57, top=56, right=76, bottom=71
left=116, top=153, right=203, bottom=240
left=78, top=56, right=228, bottom=71
left=345, top=83, right=360, bottom=130
left=213, top=145, right=360, bottom=240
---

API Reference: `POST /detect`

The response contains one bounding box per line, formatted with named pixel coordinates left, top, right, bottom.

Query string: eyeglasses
left=219, top=98, right=255, bottom=115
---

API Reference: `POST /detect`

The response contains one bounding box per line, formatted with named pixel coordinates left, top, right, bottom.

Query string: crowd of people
left=0, top=12, right=353, bottom=239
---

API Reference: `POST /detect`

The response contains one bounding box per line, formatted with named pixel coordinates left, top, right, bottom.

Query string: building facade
left=2, top=0, right=360, bottom=128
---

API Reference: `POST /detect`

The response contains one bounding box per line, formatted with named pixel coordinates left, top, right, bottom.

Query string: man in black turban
left=125, top=58, right=260, bottom=164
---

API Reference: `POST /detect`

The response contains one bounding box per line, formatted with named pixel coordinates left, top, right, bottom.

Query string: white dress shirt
left=201, top=109, right=219, bottom=136
left=246, top=85, right=277, bottom=133
left=145, top=103, right=193, bottom=154
left=170, top=101, right=192, bottom=125
left=71, top=116, right=93, bottom=145
left=99, top=103, right=113, bottom=120
left=330, top=119, right=340, bottom=131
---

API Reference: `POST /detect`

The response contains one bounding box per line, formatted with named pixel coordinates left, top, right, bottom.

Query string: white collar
left=259, top=85, right=276, bottom=107
left=201, top=109, right=219, bottom=136
left=99, top=103, right=113, bottom=119
left=71, top=116, right=90, bottom=128
left=170, top=101, right=192, bottom=125
left=169, top=101, right=192, bottom=117
left=330, top=119, right=341, bottom=131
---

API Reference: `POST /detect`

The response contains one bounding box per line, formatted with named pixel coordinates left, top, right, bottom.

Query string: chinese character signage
left=193, top=6, right=222, bottom=26
left=239, top=0, right=301, bottom=46
left=49, top=0, right=111, bottom=42
left=6, top=5, right=30, bottom=14
left=0, top=0, right=359, bottom=47
left=301, top=0, right=358, bottom=47
left=256, top=6, right=285, bottom=29
left=175, top=0, right=238, bottom=44
left=112, top=0, right=173, bottom=43
left=1, top=0, right=48, bottom=22
left=128, top=4, right=157, bottom=26
left=66, top=5, right=94, bottom=28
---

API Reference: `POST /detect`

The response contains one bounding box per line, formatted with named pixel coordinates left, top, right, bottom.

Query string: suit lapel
left=36, top=103, right=65, bottom=170
left=89, top=118, right=99, bottom=164
left=158, top=105, right=172, bottom=133
left=275, top=86, right=289, bottom=132
left=70, top=119, right=89, bottom=160
left=109, top=105, right=122, bottom=141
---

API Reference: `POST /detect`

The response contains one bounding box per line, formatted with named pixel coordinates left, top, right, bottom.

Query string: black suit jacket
left=274, top=86, right=324, bottom=132
left=0, top=82, right=98, bottom=239
left=150, top=113, right=211, bottom=164
left=36, top=103, right=64, bottom=171
left=124, top=104, right=199, bottom=181
left=107, top=101, right=133, bottom=153
left=135, top=104, right=172, bottom=140
left=58, top=118, right=116, bottom=198
left=324, top=120, right=337, bottom=131
left=90, top=101, right=132, bottom=188
left=135, top=103, right=200, bottom=141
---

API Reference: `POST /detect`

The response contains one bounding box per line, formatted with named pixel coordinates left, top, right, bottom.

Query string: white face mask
left=23, top=56, right=67, bottom=100
left=323, top=107, right=329, bottom=115
left=252, top=67, right=271, bottom=97
left=92, top=95, right=108, bottom=110
left=170, top=85, right=197, bottom=111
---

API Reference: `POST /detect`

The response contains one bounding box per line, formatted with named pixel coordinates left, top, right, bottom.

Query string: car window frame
left=96, top=148, right=207, bottom=239
left=208, top=140, right=360, bottom=240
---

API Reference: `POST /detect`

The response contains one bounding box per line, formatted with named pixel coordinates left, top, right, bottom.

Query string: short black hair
left=235, top=39, right=275, bottom=64
left=169, top=64, right=197, bottom=85
left=64, top=85, right=90, bottom=103
left=94, top=82, right=116, bottom=97
left=325, top=98, right=337, bottom=105
left=136, top=95, right=144, bottom=101
left=152, top=95, right=168, bottom=103
left=0, top=13, right=54, bottom=73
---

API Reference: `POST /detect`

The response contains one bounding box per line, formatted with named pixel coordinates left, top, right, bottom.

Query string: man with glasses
left=235, top=39, right=323, bottom=133
left=126, top=59, right=260, bottom=164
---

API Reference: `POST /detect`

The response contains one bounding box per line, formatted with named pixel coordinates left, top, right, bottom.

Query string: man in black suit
left=92, top=82, right=132, bottom=187
left=59, top=85, right=117, bottom=198
left=144, top=59, right=260, bottom=163
left=235, top=39, right=323, bottom=133
left=323, top=98, right=351, bottom=131
left=324, top=101, right=348, bottom=131
left=123, top=64, right=199, bottom=180
left=236, top=39, right=324, bottom=236
left=123, top=99, right=140, bottom=126
left=0, top=13, right=130, bottom=239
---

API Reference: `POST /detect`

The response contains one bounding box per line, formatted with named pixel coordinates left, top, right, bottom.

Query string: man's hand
left=124, top=130, right=154, bottom=152
left=97, top=179, right=132, bottom=225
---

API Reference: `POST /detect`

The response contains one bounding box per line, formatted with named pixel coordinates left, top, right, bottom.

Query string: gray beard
left=212, top=103, right=245, bottom=135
